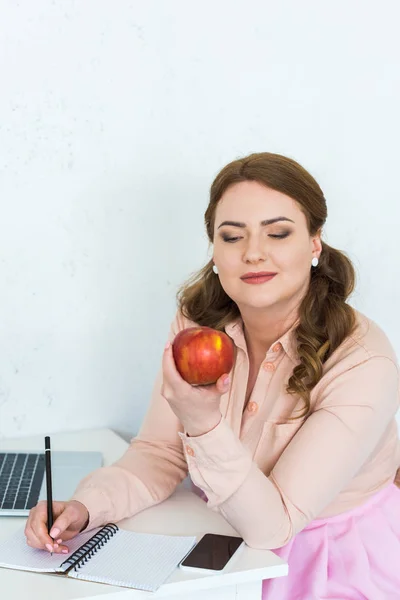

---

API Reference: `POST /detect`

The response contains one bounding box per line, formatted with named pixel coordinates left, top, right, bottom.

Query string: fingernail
left=164, top=341, right=171, bottom=350
left=53, top=543, right=59, bottom=549
left=223, top=376, right=230, bottom=386
left=46, top=543, right=53, bottom=552
left=56, top=538, right=62, bottom=544
left=50, top=527, right=60, bottom=538
left=62, top=548, right=69, bottom=554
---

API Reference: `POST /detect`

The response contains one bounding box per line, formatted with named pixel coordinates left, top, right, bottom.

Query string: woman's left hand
left=161, top=341, right=231, bottom=437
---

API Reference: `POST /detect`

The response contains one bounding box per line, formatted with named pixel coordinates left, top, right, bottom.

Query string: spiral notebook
left=0, top=523, right=196, bottom=592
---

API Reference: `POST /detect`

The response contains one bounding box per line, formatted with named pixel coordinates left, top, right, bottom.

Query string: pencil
left=44, top=436, right=54, bottom=555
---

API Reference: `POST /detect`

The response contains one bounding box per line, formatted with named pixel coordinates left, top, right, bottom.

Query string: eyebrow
left=217, top=217, right=295, bottom=229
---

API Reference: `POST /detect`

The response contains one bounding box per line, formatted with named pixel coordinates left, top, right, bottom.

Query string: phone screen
left=180, top=533, right=244, bottom=571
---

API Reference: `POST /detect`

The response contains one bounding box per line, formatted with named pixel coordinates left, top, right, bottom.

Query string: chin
left=234, top=293, right=282, bottom=311
left=223, top=282, right=294, bottom=312
left=244, top=299, right=280, bottom=311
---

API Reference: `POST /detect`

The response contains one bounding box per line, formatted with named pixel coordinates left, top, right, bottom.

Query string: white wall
left=0, top=0, right=399, bottom=440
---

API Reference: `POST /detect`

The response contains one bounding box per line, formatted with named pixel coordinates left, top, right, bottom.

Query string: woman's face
left=212, top=180, right=322, bottom=313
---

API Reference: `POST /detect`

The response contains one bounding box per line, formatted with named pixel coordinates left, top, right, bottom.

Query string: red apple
left=172, top=326, right=234, bottom=385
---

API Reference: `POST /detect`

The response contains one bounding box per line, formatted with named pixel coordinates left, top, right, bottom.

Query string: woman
left=26, top=153, right=400, bottom=599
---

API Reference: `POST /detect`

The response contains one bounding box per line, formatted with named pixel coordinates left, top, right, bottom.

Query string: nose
left=242, top=236, right=267, bottom=264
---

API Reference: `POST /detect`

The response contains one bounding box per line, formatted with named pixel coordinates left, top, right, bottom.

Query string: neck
left=240, top=301, right=300, bottom=359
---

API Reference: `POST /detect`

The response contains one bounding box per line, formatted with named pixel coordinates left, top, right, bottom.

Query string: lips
left=240, top=272, right=277, bottom=284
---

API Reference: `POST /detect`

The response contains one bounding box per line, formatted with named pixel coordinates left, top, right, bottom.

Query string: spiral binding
left=60, top=523, right=119, bottom=572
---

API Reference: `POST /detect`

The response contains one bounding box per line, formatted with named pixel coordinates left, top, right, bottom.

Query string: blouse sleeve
left=71, top=313, right=191, bottom=529
left=178, top=356, right=399, bottom=549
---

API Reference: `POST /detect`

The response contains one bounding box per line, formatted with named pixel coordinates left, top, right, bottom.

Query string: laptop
left=0, top=450, right=103, bottom=517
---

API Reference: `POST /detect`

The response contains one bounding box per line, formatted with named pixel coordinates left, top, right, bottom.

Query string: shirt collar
left=225, top=316, right=299, bottom=363
left=278, top=319, right=299, bottom=363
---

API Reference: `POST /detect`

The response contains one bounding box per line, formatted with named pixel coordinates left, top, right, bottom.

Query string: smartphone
left=180, top=533, right=244, bottom=573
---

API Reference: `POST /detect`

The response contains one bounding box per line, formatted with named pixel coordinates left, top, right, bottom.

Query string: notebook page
left=69, top=530, right=196, bottom=592
left=0, top=527, right=101, bottom=573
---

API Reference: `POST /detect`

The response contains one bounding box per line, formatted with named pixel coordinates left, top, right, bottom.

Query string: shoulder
left=309, top=309, right=399, bottom=413
left=310, top=310, right=399, bottom=410
left=324, top=309, right=398, bottom=373
left=351, top=310, right=398, bottom=362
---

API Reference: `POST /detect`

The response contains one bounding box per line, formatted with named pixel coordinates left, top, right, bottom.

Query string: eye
left=221, top=234, right=242, bottom=243
left=268, top=231, right=290, bottom=239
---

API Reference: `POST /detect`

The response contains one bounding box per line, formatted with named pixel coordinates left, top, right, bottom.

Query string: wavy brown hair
left=177, top=152, right=356, bottom=417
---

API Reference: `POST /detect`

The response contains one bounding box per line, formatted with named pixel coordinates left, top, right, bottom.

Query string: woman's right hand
left=24, top=500, right=89, bottom=554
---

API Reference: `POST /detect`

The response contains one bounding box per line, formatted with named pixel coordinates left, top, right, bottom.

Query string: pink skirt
left=262, top=483, right=400, bottom=600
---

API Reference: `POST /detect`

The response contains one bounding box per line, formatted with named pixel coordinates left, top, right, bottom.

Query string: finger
left=28, top=503, right=58, bottom=549
left=52, top=541, right=70, bottom=554
left=33, top=499, right=66, bottom=523
left=25, top=523, right=49, bottom=550
left=26, top=501, right=76, bottom=553
left=53, top=536, right=70, bottom=551
left=49, top=504, right=80, bottom=539
left=33, top=525, right=70, bottom=553
left=162, top=341, right=187, bottom=388
left=25, top=522, right=42, bottom=548
left=32, top=520, right=56, bottom=549
left=26, top=527, right=69, bottom=553
left=215, top=373, right=231, bottom=395
left=195, top=372, right=230, bottom=395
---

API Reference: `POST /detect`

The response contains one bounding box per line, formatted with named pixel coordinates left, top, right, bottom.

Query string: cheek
left=213, top=243, right=237, bottom=269
left=272, top=244, right=310, bottom=275
left=220, top=254, right=238, bottom=270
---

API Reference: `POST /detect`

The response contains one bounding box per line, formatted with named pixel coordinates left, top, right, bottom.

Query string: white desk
left=0, top=428, right=288, bottom=600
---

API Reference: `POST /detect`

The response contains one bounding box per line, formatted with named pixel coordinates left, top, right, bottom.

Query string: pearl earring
left=311, top=257, right=319, bottom=267
left=212, top=264, right=219, bottom=274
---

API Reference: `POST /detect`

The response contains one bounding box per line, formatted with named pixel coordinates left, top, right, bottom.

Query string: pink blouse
left=72, top=310, right=400, bottom=550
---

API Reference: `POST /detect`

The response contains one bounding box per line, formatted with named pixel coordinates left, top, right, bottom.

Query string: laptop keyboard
left=0, top=453, right=45, bottom=510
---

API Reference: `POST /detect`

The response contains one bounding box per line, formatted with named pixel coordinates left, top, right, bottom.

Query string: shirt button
left=272, top=343, right=282, bottom=353
left=263, top=362, right=275, bottom=372
left=186, top=446, right=195, bottom=457
left=247, top=401, right=258, bottom=413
